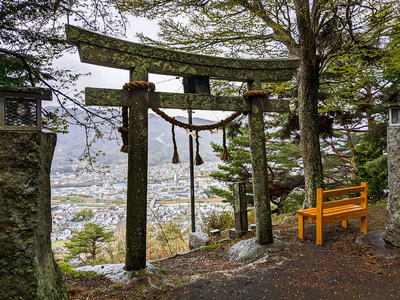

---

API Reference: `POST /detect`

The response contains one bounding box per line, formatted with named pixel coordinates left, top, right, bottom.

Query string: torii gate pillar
left=125, top=70, right=149, bottom=270
left=247, top=80, right=273, bottom=243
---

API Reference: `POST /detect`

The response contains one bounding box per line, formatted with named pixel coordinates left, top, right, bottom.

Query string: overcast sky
left=54, top=16, right=230, bottom=121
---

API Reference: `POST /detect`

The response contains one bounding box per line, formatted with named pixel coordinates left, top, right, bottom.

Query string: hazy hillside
left=51, top=110, right=223, bottom=172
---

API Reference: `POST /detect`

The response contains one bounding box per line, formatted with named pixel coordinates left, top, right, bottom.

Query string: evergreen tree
left=211, top=113, right=305, bottom=213
left=65, top=223, right=113, bottom=263
left=72, top=208, right=95, bottom=222
left=119, top=0, right=398, bottom=207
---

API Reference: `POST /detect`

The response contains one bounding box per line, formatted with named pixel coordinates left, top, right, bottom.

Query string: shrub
left=147, top=221, right=188, bottom=259
left=201, top=210, right=235, bottom=234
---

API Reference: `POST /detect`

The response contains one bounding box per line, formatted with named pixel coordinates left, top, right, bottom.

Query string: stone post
left=0, top=132, right=67, bottom=299
left=247, top=80, right=273, bottom=245
left=125, top=69, right=149, bottom=270
left=233, top=182, right=248, bottom=237
left=385, top=126, right=400, bottom=247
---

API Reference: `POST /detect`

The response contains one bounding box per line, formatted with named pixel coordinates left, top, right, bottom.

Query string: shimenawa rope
left=120, top=81, right=267, bottom=165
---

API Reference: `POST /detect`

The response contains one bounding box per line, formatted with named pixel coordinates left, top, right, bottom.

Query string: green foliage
left=282, top=192, right=304, bottom=213
left=57, top=262, right=101, bottom=279
left=384, top=19, right=400, bottom=86
left=100, top=230, right=126, bottom=264
left=121, top=0, right=398, bottom=208
left=155, top=221, right=187, bottom=256
left=147, top=220, right=188, bottom=259
left=201, top=210, right=235, bottom=234
left=57, top=262, right=74, bottom=275
left=210, top=114, right=304, bottom=211
left=353, top=127, right=388, bottom=202
left=247, top=208, right=255, bottom=225
left=209, top=186, right=233, bottom=203
left=72, top=208, right=94, bottom=222
left=200, top=243, right=219, bottom=250
left=65, top=223, right=113, bottom=263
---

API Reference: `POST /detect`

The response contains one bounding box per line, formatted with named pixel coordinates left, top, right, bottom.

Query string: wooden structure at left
left=66, top=25, right=300, bottom=270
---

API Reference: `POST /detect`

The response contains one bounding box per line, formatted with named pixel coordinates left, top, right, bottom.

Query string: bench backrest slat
left=322, top=186, right=365, bottom=198
left=317, top=182, right=367, bottom=215
left=322, top=197, right=366, bottom=209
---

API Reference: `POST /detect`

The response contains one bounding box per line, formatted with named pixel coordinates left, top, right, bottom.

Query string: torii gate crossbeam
left=66, top=25, right=299, bottom=270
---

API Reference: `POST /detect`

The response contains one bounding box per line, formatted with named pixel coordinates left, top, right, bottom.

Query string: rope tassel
left=195, top=131, right=204, bottom=166
left=220, top=126, right=231, bottom=162
left=171, top=122, right=180, bottom=164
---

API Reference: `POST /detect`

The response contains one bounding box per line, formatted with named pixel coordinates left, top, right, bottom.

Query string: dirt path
left=66, top=203, right=400, bottom=299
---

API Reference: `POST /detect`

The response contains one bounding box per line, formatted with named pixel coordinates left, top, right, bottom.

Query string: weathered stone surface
left=233, top=182, right=248, bottom=236
left=210, top=229, right=221, bottom=236
left=247, top=81, right=273, bottom=245
left=189, top=232, right=210, bottom=250
left=0, top=132, right=66, bottom=299
left=385, top=127, right=400, bottom=247
left=85, top=88, right=290, bottom=113
left=357, top=231, right=400, bottom=259
left=74, top=262, right=161, bottom=284
left=68, top=257, right=84, bottom=267
left=125, top=70, right=149, bottom=271
left=228, top=237, right=286, bottom=265
left=66, top=25, right=299, bottom=82
left=0, top=85, right=52, bottom=99
left=229, top=229, right=237, bottom=240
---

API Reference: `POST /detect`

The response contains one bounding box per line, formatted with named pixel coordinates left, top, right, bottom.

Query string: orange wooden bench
left=296, top=182, right=368, bottom=245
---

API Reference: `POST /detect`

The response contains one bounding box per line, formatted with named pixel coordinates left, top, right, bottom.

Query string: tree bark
left=295, top=0, right=325, bottom=208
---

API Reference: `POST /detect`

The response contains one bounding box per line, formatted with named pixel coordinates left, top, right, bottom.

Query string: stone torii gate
left=66, top=25, right=299, bottom=270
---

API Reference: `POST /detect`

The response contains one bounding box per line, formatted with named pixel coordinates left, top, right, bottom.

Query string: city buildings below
left=50, top=162, right=232, bottom=248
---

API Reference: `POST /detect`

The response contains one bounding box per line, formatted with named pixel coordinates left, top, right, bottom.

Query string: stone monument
left=385, top=104, right=400, bottom=247
left=0, top=87, right=67, bottom=299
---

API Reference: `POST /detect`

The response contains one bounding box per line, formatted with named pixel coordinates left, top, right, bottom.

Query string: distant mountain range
left=51, top=110, right=224, bottom=172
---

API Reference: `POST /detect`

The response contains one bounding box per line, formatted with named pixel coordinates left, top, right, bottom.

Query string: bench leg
left=342, top=220, right=348, bottom=229
left=316, top=221, right=323, bottom=245
left=298, top=215, right=304, bottom=240
left=360, top=216, right=367, bottom=233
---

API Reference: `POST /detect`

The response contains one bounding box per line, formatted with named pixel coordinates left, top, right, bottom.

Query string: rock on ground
left=74, top=262, right=160, bottom=284
left=228, top=237, right=286, bottom=265
left=356, top=230, right=400, bottom=259
left=189, top=232, right=210, bottom=250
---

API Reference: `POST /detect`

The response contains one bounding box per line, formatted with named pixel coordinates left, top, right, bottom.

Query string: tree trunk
left=92, top=243, right=96, bottom=261
left=295, top=0, right=325, bottom=208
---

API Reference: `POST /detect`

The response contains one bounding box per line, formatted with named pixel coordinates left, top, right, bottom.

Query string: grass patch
left=52, top=240, right=66, bottom=248
left=201, top=243, right=219, bottom=250
left=58, top=262, right=101, bottom=279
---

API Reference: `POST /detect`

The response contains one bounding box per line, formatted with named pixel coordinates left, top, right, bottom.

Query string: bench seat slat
left=296, top=204, right=360, bottom=216
left=322, top=209, right=367, bottom=225
left=297, top=205, right=366, bottom=220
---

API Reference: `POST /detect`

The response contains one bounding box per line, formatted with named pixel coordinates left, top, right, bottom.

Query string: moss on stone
left=0, top=132, right=67, bottom=299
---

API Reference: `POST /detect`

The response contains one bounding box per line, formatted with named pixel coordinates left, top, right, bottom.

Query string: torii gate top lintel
left=65, top=24, right=299, bottom=82
left=66, top=25, right=299, bottom=113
